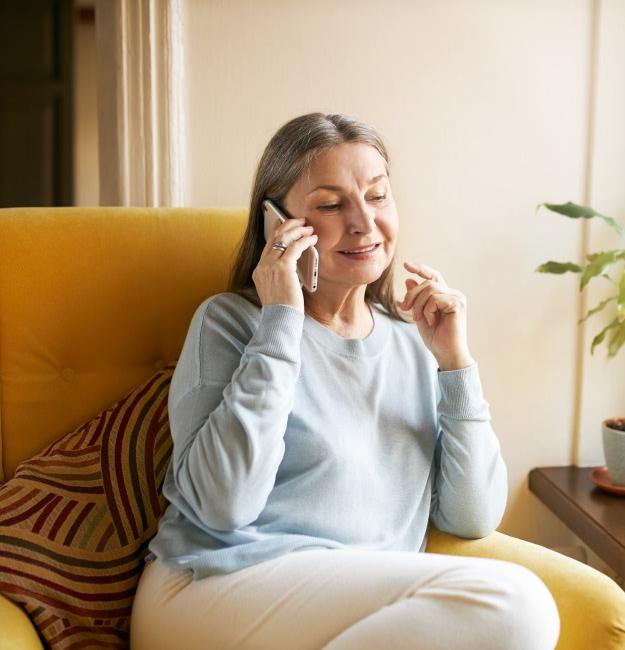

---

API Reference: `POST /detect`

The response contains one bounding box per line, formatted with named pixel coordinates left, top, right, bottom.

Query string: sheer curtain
left=94, top=0, right=186, bottom=206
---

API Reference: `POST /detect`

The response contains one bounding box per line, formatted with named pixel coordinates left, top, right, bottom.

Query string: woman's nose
left=347, top=202, right=376, bottom=234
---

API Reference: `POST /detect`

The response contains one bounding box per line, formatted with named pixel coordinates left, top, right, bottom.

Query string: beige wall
left=573, top=1, right=625, bottom=583
left=73, top=5, right=99, bottom=206
left=181, top=0, right=625, bottom=555
left=578, top=0, right=625, bottom=467
left=87, top=0, right=624, bottom=573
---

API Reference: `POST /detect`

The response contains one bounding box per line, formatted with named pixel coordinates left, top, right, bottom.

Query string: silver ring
left=272, top=241, right=288, bottom=252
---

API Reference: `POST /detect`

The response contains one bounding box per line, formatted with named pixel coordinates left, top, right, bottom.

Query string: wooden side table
left=528, top=465, right=625, bottom=580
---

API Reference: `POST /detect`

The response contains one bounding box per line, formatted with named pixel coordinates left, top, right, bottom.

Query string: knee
left=489, top=562, right=560, bottom=650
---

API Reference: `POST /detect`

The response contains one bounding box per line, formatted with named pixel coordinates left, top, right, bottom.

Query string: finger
left=275, top=224, right=314, bottom=248
left=414, top=292, right=463, bottom=326
left=274, top=216, right=307, bottom=235
left=413, top=284, right=463, bottom=309
left=398, top=281, right=426, bottom=311
left=401, top=277, right=418, bottom=294
left=414, top=288, right=462, bottom=316
left=403, top=261, right=446, bottom=286
left=405, top=282, right=437, bottom=314
left=403, top=279, right=464, bottom=314
left=264, top=217, right=308, bottom=249
left=414, top=297, right=439, bottom=327
left=261, top=222, right=313, bottom=259
left=413, top=295, right=440, bottom=327
left=399, top=279, right=440, bottom=311
left=280, top=234, right=319, bottom=262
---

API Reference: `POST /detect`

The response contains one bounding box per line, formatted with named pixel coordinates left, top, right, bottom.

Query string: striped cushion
left=0, top=365, right=175, bottom=649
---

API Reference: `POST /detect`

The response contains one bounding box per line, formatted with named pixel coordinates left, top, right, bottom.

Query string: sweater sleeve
left=429, top=362, right=508, bottom=538
left=167, top=297, right=305, bottom=533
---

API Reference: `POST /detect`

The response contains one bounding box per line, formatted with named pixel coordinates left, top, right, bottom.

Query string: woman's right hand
left=252, top=217, right=318, bottom=314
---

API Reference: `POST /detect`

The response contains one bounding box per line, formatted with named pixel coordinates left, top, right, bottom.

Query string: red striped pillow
left=0, top=365, right=175, bottom=649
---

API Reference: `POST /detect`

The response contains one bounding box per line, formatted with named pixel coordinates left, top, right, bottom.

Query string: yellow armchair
left=427, top=527, right=625, bottom=649
left=0, top=595, right=43, bottom=650
left=0, top=207, right=623, bottom=649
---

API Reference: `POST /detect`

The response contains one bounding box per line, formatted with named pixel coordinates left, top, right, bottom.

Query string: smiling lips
left=339, top=243, right=382, bottom=255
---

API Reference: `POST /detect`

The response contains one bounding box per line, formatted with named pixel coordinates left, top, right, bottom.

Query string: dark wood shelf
left=529, top=466, right=625, bottom=579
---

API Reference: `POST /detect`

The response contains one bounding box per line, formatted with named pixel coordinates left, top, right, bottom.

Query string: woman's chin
left=315, top=250, right=391, bottom=288
left=318, top=264, right=385, bottom=290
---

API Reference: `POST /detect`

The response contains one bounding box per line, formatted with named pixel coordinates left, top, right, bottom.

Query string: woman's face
left=283, top=142, right=399, bottom=293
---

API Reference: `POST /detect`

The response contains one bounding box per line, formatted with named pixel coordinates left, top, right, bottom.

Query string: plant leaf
left=536, top=261, right=582, bottom=274
left=580, top=251, right=620, bottom=289
left=578, top=296, right=617, bottom=324
left=608, top=320, right=625, bottom=356
left=618, top=270, right=625, bottom=323
left=537, top=201, right=624, bottom=237
left=591, top=317, right=620, bottom=355
left=600, top=272, right=617, bottom=284
left=586, top=249, right=625, bottom=261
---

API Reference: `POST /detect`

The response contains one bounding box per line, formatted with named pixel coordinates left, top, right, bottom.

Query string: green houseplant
left=536, top=201, right=625, bottom=357
left=536, top=201, right=625, bottom=486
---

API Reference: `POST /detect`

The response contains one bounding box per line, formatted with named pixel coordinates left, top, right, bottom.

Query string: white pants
left=130, top=548, right=560, bottom=650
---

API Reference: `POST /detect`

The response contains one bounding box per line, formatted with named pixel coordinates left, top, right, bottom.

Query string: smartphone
left=262, top=199, right=319, bottom=293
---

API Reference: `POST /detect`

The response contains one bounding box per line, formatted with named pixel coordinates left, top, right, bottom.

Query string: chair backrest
left=0, top=207, right=248, bottom=481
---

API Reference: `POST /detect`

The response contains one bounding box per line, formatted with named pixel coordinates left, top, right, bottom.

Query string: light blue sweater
left=148, top=292, right=507, bottom=579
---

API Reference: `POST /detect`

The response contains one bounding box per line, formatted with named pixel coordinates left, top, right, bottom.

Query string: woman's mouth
left=338, top=242, right=382, bottom=260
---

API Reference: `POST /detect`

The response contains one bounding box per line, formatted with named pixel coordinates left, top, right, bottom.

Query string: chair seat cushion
left=0, top=365, right=175, bottom=649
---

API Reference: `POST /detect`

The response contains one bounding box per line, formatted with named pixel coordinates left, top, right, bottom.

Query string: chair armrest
left=0, top=594, right=43, bottom=650
left=426, top=525, right=625, bottom=650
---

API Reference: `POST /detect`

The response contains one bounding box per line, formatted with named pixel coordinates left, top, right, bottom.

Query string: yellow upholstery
left=426, top=527, right=625, bottom=649
left=0, top=594, right=43, bottom=650
left=0, top=207, right=246, bottom=482
left=0, top=207, right=623, bottom=649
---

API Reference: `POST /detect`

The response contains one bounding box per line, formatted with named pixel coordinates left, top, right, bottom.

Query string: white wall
left=179, top=0, right=625, bottom=552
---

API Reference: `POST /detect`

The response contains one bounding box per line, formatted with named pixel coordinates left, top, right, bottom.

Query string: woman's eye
left=318, top=195, right=385, bottom=211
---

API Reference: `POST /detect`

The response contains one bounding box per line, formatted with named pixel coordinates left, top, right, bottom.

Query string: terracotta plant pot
left=602, top=418, right=625, bottom=486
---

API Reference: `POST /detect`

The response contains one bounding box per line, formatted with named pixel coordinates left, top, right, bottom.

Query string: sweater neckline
left=303, top=303, right=390, bottom=357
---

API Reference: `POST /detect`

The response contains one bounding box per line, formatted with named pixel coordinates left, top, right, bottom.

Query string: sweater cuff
left=247, top=303, right=305, bottom=362
left=437, top=362, right=490, bottom=420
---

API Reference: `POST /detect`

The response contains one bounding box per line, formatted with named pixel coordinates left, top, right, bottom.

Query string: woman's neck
left=304, top=287, right=373, bottom=339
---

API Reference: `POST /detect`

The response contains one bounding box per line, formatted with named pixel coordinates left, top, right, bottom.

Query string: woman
left=131, top=113, right=559, bottom=649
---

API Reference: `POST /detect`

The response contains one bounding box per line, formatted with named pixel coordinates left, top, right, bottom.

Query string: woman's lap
left=130, top=548, right=559, bottom=650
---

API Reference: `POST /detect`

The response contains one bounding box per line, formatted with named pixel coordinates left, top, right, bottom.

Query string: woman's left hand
left=398, top=261, right=475, bottom=371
